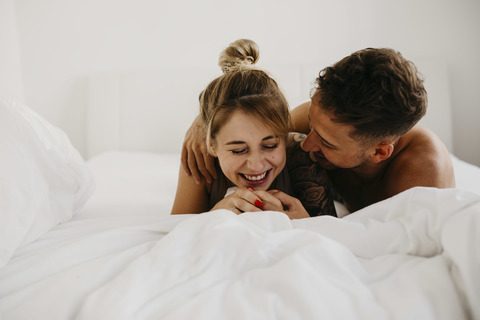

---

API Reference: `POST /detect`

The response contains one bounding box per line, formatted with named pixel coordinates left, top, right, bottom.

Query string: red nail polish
left=255, top=199, right=263, bottom=208
left=247, top=186, right=254, bottom=191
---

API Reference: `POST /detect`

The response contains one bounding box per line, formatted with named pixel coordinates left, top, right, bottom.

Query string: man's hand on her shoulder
left=181, top=116, right=217, bottom=184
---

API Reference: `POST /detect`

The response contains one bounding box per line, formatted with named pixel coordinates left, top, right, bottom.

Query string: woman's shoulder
left=284, top=132, right=337, bottom=217
left=286, top=132, right=313, bottom=170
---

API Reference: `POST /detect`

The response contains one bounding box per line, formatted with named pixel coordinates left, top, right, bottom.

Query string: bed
left=1, top=59, right=479, bottom=320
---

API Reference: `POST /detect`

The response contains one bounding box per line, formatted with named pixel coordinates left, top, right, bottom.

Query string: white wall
left=0, top=0, right=24, bottom=103
left=14, top=0, right=480, bottom=166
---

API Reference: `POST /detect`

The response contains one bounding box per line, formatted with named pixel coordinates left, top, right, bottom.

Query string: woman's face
left=211, top=110, right=286, bottom=191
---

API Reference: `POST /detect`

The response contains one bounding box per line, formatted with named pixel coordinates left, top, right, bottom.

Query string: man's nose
left=302, top=131, right=320, bottom=152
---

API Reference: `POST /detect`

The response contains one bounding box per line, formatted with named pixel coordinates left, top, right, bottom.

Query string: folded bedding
left=0, top=99, right=94, bottom=267
left=1, top=187, right=479, bottom=320
left=1, top=99, right=480, bottom=319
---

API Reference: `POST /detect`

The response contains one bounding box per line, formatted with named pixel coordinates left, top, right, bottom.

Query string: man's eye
left=321, top=141, right=333, bottom=149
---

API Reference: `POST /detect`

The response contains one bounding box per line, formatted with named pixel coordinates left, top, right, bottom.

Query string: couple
left=171, top=39, right=455, bottom=219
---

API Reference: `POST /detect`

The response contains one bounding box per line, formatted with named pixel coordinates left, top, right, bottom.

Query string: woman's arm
left=171, top=166, right=210, bottom=214
left=171, top=166, right=268, bottom=215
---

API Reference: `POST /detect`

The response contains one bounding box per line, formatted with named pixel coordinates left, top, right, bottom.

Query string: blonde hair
left=199, top=39, right=292, bottom=154
left=218, top=38, right=259, bottom=73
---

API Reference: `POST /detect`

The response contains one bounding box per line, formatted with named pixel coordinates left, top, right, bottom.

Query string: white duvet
left=1, top=187, right=479, bottom=320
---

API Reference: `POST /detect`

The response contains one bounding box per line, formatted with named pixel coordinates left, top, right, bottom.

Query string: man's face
left=302, top=101, right=371, bottom=170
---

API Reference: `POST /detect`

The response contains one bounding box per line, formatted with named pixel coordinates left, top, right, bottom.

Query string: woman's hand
left=210, top=186, right=285, bottom=215
left=211, top=187, right=265, bottom=214
left=248, top=189, right=285, bottom=212
left=268, top=190, right=310, bottom=219
left=181, top=116, right=217, bottom=184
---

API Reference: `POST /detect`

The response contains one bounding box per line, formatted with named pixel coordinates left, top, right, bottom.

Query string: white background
left=2, top=0, right=480, bottom=166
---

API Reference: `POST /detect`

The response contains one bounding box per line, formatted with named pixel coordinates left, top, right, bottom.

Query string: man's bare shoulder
left=385, top=126, right=455, bottom=193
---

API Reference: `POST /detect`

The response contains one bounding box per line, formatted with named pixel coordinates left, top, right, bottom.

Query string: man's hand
left=181, top=116, right=217, bottom=184
left=268, top=190, right=310, bottom=219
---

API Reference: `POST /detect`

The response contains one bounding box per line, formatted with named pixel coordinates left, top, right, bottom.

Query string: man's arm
left=290, top=101, right=310, bottom=134
left=180, top=116, right=217, bottom=184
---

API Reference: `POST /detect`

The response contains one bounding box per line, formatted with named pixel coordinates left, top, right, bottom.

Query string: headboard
left=86, top=59, right=453, bottom=159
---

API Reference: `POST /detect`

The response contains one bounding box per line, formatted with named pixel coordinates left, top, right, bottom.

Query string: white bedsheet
left=81, top=151, right=480, bottom=219
left=80, top=151, right=181, bottom=217
left=1, top=187, right=479, bottom=319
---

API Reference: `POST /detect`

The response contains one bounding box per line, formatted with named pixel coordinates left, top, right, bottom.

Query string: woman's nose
left=247, top=151, right=265, bottom=171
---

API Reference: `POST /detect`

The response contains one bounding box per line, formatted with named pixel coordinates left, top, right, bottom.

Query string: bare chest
left=328, top=170, right=388, bottom=212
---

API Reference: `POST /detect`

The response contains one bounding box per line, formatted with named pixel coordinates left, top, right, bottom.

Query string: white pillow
left=0, top=99, right=95, bottom=267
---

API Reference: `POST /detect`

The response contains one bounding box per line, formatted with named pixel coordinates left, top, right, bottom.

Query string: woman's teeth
left=244, top=171, right=267, bottom=181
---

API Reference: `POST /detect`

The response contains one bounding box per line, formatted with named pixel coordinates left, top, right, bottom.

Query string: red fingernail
left=247, top=186, right=254, bottom=191
left=255, top=199, right=263, bottom=208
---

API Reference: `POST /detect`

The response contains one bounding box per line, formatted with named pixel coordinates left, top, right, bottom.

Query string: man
left=182, top=48, right=455, bottom=215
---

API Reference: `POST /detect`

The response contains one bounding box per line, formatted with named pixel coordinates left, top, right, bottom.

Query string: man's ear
left=370, top=142, right=394, bottom=163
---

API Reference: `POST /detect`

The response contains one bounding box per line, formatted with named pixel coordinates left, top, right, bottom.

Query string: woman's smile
left=240, top=169, right=271, bottom=185
left=212, top=110, right=286, bottom=191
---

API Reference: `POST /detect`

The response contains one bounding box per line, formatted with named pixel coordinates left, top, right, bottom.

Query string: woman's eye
left=263, top=144, right=278, bottom=150
left=231, top=149, right=247, bottom=154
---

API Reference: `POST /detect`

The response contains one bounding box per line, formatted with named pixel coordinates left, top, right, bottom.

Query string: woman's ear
left=209, top=143, right=218, bottom=157
left=370, top=142, right=394, bottom=163
left=206, top=136, right=218, bottom=157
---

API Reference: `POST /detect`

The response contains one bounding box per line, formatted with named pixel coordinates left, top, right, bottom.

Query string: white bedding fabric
left=0, top=100, right=94, bottom=267
left=1, top=151, right=480, bottom=319
left=0, top=190, right=479, bottom=319
left=80, top=151, right=180, bottom=218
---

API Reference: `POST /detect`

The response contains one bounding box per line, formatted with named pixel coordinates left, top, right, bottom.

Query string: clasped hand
left=211, top=187, right=283, bottom=213
left=211, top=187, right=310, bottom=219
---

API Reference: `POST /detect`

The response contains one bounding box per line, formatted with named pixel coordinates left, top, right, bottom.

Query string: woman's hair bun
left=218, top=39, right=260, bottom=73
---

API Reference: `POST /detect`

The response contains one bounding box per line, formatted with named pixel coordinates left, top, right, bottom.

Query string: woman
left=171, top=39, right=335, bottom=219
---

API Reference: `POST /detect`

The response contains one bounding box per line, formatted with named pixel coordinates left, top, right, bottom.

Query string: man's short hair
left=311, top=48, right=427, bottom=143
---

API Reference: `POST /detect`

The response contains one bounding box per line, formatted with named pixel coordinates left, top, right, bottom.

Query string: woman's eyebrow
left=225, top=136, right=277, bottom=145
left=225, top=141, right=246, bottom=145
left=262, top=135, right=277, bottom=141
